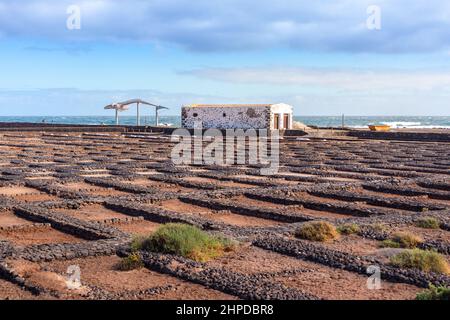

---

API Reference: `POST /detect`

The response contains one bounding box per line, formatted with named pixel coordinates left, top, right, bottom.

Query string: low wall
left=0, top=122, right=125, bottom=132
left=1, top=122, right=449, bottom=142
left=0, top=122, right=177, bottom=134
left=348, top=130, right=450, bottom=142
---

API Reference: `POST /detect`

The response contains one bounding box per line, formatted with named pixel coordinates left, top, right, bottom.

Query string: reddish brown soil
left=55, top=204, right=130, bottom=222
left=152, top=283, right=238, bottom=300
left=216, top=180, right=257, bottom=188
left=393, top=225, right=450, bottom=243
left=25, top=176, right=56, bottom=181
left=84, top=188, right=130, bottom=197
left=293, top=191, right=417, bottom=213
left=234, top=174, right=299, bottom=186
left=0, top=131, right=447, bottom=301
left=230, top=195, right=281, bottom=208
left=0, top=211, right=33, bottom=227
left=0, top=227, right=83, bottom=246
left=297, top=234, right=382, bottom=257
left=133, top=170, right=158, bottom=175
left=57, top=182, right=101, bottom=191
left=183, top=176, right=254, bottom=188
left=0, top=186, right=42, bottom=195
left=158, top=199, right=284, bottom=227
left=323, top=169, right=373, bottom=181
left=230, top=195, right=352, bottom=219
left=359, top=187, right=450, bottom=206
left=278, top=171, right=359, bottom=182
left=0, top=278, right=45, bottom=300
left=13, top=193, right=60, bottom=202
left=133, top=178, right=193, bottom=192
left=7, top=259, right=89, bottom=299
left=112, top=220, right=161, bottom=236
left=80, top=173, right=112, bottom=178
left=210, top=245, right=422, bottom=300
left=38, top=256, right=236, bottom=299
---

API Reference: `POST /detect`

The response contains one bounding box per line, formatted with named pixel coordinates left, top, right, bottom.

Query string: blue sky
left=0, top=0, right=449, bottom=116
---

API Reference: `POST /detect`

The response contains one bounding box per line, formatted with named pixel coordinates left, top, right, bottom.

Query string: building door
left=274, top=114, right=279, bottom=129
left=283, top=114, right=289, bottom=129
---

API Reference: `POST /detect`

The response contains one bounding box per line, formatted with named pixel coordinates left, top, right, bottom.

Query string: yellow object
left=369, top=125, right=391, bottom=132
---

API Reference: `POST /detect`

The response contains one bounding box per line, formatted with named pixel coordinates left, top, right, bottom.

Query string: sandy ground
left=0, top=130, right=448, bottom=300
left=0, top=227, right=83, bottom=246
left=229, top=195, right=353, bottom=219
left=210, top=246, right=422, bottom=300
left=158, top=199, right=285, bottom=227
left=56, top=205, right=130, bottom=221
left=0, top=211, right=33, bottom=227
left=16, top=256, right=237, bottom=300
left=0, top=278, right=46, bottom=300
left=113, top=220, right=161, bottom=236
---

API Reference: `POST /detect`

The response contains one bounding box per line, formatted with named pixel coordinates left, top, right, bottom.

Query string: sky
left=0, top=0, right=449, bottom=116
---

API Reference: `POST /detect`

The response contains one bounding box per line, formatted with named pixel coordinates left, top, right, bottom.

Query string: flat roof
left=184, top=104, right=273, bottom=108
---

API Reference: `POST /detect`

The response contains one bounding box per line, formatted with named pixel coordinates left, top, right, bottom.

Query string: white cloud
left=183, top=67, right=450, bottom=91
left=0, top=88, right=233, bottom=116
left=0, top=85, right=449, bottom=117
left=0, top=0, right=449, bottom=53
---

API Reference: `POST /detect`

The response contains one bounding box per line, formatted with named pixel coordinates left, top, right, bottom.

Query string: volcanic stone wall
left=0, top=130, right=449, bottom=300
left=348, top=130, right=450, bottom=142
left=182, top=105, right=271, bottom=129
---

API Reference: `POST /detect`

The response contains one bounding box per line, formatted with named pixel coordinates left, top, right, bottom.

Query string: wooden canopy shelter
left=104, top=99, right=169, bottom=126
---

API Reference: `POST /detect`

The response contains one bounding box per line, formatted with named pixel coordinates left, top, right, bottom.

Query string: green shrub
left=139, top=223, right=236, bottom=262
left=414, top=217, right=440, bottom=229
left=380, top=239, right=401, bottom=248
left=390, top=249, right=450, bottom=274
left=337, top=223, right=360, bottom=235
left=416, top=285, right=450, bottom=300
left=116, top=252, right=144, bottom=271
left=381, top=232, right=422, bottom=249
left=130, top=236, right=146, bottom=252
left=367, top=223, right=387, bottom=233
left=295, top=221, right=338, bottom=242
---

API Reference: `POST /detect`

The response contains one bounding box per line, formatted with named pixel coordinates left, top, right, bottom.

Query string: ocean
left=0, top=116, right=449, bottom=129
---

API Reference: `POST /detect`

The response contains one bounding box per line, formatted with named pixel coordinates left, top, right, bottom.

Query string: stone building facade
left=181, top=103, right=293, bottom=130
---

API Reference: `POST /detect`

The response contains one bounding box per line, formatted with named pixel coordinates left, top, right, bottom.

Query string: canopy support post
left=136, top=102, right=140, bottom=126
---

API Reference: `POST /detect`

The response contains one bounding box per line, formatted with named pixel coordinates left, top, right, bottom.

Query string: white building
left=181, top=103, right=293, bottom=130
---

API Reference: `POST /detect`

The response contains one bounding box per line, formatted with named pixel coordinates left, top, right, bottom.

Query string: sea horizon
left=1, top=115, right=449, bottom=129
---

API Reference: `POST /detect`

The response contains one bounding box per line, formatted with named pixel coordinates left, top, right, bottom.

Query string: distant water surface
left=0, top=116, right=449, bottom=129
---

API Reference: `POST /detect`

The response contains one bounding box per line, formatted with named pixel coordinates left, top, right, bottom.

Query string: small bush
left=295, top=221, right=338, bottom=242
left=130, top=236, right=146, bottom=252
left=337, top=223, right=360, bottom=235
left=139, top=223, right=236, bottom=262
left=416, top=285, right=450, bottom=300
left=381, top=232, right=422, bottom=249
left=415, top=217, right=440, bottom=229
left=390, top=249, right=450, bottom=274
left=381, top=239, right=401, bottom=248
left=367, top=223, right=387, bottom=233
left=116, top=252, right=144, bottom=271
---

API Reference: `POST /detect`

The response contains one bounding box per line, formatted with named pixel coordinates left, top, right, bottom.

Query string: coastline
left=0, top=116, right=449, bottom=130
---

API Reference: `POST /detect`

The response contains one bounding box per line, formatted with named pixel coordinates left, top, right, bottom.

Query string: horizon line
left=0, top=115, right=449, bottom=118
